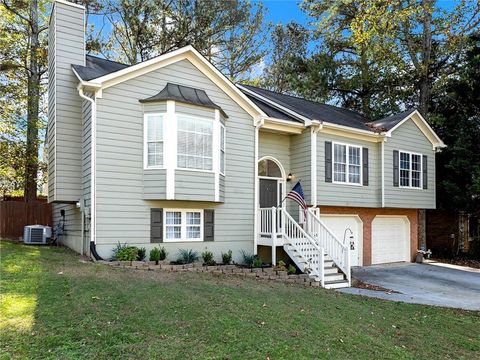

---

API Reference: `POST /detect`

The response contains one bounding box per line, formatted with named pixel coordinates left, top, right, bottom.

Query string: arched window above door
left=258, top=159, right=282, bottom=178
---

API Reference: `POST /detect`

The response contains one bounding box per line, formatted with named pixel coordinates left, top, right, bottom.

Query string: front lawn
left=1, top=241, right=478, bottom=359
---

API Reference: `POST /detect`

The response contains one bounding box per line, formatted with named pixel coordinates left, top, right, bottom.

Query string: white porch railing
left=306, top=208, right=351, bottom=285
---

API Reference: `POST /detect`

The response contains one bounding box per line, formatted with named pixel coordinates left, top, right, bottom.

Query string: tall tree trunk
left=418, top=0, right=433, bottom=115
left=24, top=0, right=40, bottom=201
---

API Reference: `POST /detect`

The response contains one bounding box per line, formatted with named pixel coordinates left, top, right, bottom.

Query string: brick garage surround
left=318, top=206, right=419, bottom=266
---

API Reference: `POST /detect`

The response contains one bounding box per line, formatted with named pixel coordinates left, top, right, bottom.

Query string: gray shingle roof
left=239, top=84, right=371, bottom=130
left=246, top=94, right=301, bottom=123
left=139, top=83, right=228, bottom=118
left=72, top=55, right=129, bottom=81
left=367, top=109, right=417, bottom=132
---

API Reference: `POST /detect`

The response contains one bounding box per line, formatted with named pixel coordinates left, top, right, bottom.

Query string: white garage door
left=320, top=215, right=363, bottom=267
left=371, top=216, right=410, bottom=264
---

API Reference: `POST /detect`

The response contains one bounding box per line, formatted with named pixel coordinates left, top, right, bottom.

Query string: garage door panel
left=320, top=215, right=363, bottom=267
left=372, top=216, right=410, bottom=264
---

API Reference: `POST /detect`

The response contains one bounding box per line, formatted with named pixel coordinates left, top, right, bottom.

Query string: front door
left=259, top=179, right=278, bottom=208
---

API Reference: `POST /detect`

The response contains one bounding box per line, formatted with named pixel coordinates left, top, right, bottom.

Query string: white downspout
left=78, top=87, right=96, bottom=248
left=253, top=117, right=264, bottom=255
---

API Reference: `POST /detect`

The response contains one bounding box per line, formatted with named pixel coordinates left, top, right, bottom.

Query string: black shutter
left=362, top=147, right=369, bottom=186
left=204, top=209, right=214, bottom=241
left=151, top=208, right=163, bottom=243
left=325, top=141, right=332, bottom=183
left=422, top=155, right=428, bottom=189
left=393, top=150, right=399, bottom=187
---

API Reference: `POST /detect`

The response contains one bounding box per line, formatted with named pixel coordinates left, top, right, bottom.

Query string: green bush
left=116, top=247, right=139, bottom=262
left=150, top=247, right=161, bottom=264
left=221, top=250, right=233, bottom=265
left=240, top=250, right=255, bottom=267
left=159, top=246, right=168, bottom=261
left=177, top=249, right=199, bottom=264
left=253, top=257, right=263, bottom=268
left=111, top=242, right=129, bottom=261
left=137, top=247, right=146, bottom=261
left=202, top=250, right=215, bottom=266
left=287, top=264, right=296, bottom=275
left=274, top=260, right=287, bottom=271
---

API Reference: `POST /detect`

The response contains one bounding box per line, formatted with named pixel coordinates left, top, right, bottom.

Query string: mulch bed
left=431, top=258, right=480, bottom=269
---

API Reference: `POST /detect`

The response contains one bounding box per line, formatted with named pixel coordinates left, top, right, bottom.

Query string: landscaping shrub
left=137, top=247, right=146, bottom=261
left=202, top=251, right=215, bottom=266
left=111, top=242, right=129, bottom=260
left=274, top=260, right=287, bottom=271
left=116, top=247, right=139, bottom=262
left=253, top=257, right=263, bottom=268
left=287, top=264, right=296, bottom=275
left=177, top=249, right=199, bottom=264
left=240, top=250, right=255, bottom=267
left=221, top=250, right=233, bottom=264
left=159, top=246, right=167, bottom=261
left=149, top=247, right=161, bottom=264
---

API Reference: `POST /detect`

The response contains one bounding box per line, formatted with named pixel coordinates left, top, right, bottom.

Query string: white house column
left=213, top=110, right=221, bottom=202
left=165, top=100, right=176, bottom=199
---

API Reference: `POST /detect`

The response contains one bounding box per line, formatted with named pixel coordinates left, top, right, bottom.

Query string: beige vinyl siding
left=384, top=119, right=436, bottom=208
left=290, top=130, right=311, bottom=204
left=317, top=133, right=381, bottom=208
left=176, top=103, right=215, bottom=119
left=52, top=203, right=83, bottom=254
left=175, top=170, right=215, bottom=201
left=82, top=96, right=92, bottom=244
left=143, top=170, right=167, bottom=199
left=94, top=59, right=255, bottom=259
left=259, top=131, right=290, bottom=174
left=47, top=2, right=84, bottom=202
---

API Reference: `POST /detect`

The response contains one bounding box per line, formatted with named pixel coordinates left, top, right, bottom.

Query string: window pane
left=177, top=116, right=213, bottom=171
left=349, top=146, right=360, bottom=166
left=166, top=212, right=181, bottom=225
left=186, top=226, right=200, bottom=239
left=146, top=115, right=163, bottom=167
left=220, top=151, right=225, bottom=173
left=349, top=164, right=361, bottom=184
left=187, top=212, right=201, bottom=224
left=334, top=164, right=346, bottom=182
left=333, top=144, right=346, bottom=182
left=166, top=226, right=181, bottom=239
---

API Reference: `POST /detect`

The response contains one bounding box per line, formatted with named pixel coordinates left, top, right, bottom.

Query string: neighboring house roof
left=72, top=55, right=128, bottom=81
left=238, top=84, right=371, bottom=130
left=140, top=83, right=228, bottom=118
left=367, top=109, right=417, bottom=132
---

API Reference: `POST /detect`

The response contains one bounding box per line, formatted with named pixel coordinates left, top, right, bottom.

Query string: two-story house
left=48, top=0, right=445, bottom=288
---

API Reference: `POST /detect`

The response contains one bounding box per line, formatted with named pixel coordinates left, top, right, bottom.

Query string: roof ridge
left=240, top=84, right=367, bottom=122
left=86, top=54, right=129, bottom=67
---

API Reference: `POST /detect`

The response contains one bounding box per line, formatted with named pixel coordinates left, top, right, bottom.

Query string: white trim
left=398, top=150, right=423, bottom=189
left=331, top=141, right=363, bottom=186
left=165, top=101, right=176, bottom=199
left=253, top=118, right=264, bottom=255
left=238, top=85, right=311, bottom=125
left=163, top=209, right=204, bottom=242
left=310, top=125, right=320, bottom=206
left=53, top=5, right=57, bottom=201
left=220, top=123, right=226, bottom=176
left=257, top=156, right=287, bottom=180
left=321, top=121, right=381, bottom=137
left=384, top=110, right=445, bottom=149
left=55, top=0, right=85, bottom=10
left=143, top=112, right=165, bottom=170
left=213, top=110, right=220, bottom=202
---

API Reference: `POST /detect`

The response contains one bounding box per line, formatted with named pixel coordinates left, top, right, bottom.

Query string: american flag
left=286, top=181, right=308, bottom=218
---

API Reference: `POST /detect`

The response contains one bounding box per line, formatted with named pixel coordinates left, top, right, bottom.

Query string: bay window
left=164, top=209, right=203, bottom=242
left=333, top=142, right=362, bottom=185
left=177, top=115, right=213, bottom=171
left=399, top=151, right=422, bottom=188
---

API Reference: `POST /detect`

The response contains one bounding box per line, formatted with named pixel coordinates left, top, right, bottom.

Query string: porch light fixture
left=286, top=173, right=294, bottom=182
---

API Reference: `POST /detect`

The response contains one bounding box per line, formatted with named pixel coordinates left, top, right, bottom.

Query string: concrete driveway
left=338, top=262, right=480, bottom=311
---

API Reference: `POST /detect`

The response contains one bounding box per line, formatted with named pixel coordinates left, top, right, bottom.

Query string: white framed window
left=177, top=115, right=213, bottom=171
left=220, top=124, right=226, bottom=175
left=144, top=113, right=164, bottom=168
left=399, top=151, right=422, bottom=188
left=333, top=142, right=362, bottom=185
left=164, top=209, right=203, bottom=242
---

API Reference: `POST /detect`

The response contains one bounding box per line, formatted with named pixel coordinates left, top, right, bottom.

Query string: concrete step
left=324, top=267, right=339, bottom=275
left=324, top=273, right=345, bottom=282
left=324, top=279, right=350, bottom=289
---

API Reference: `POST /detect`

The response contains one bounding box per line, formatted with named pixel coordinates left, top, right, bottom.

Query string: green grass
left=1, top=241, right=479, bottom=359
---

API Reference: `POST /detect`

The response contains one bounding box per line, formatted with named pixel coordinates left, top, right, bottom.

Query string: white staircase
left=258, top=207, right=350, bottom=289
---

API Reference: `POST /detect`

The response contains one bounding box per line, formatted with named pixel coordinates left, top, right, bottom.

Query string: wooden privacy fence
left=0, top=201, right=52, bottom=239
